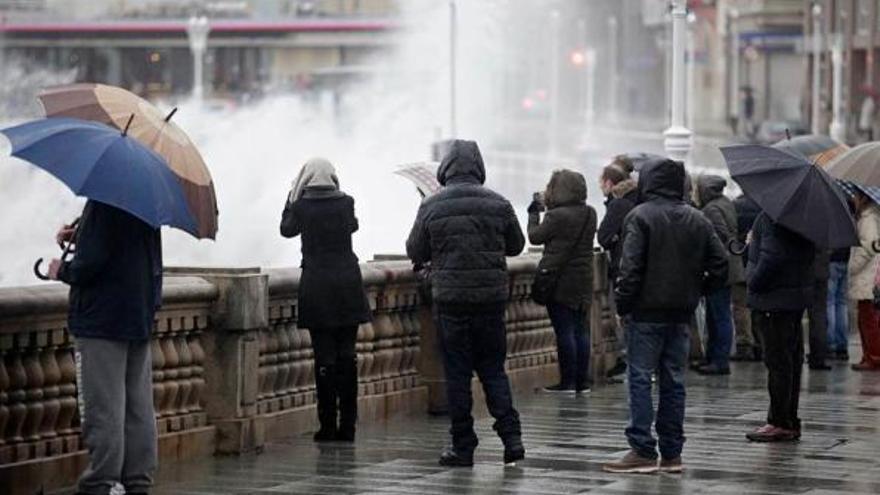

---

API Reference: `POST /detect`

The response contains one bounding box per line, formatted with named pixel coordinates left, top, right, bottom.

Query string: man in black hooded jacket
left=406, top=139, right=526, bottom=467
left=603, top=159, right=728, bottom=474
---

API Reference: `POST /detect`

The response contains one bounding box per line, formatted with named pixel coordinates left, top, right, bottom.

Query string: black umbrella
left=720, top=144, right=858, bottom=249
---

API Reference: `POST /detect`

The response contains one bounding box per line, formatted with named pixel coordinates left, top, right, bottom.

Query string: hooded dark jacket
left=280, top=189, right=371, bottom=330
left=59, top=200, right=163, bottom=341
left=597, top=178, right=638, bottom=281
left=697, top=175, right=745, bottom=285
left=746, top=212, right=815, bottom=312
left=733, top=194, right=760, bottom=242
left=406, top=140, right=525, bottom=305
left=615, top=159, right=728, bottom=323
left=528, top=169, right=597, bottom=310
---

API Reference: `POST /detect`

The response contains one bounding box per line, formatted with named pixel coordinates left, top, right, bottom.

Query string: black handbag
left=531, top=215, right=591, bottom=306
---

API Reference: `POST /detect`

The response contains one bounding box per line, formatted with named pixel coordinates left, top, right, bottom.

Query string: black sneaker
left=696, top=364, right=730, bottom=376
left=542, top=383, right=576, bottom=394
left=439, top=447, right=474, bottom=467
left=576, top=386, right=591, bottom=394
left=503, top=443, right=525, bottom=466
left=606, top=359, right=627, bottom=378
left=808, top=362, right=832, bottom=371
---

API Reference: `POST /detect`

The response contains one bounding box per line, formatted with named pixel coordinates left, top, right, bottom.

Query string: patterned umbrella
left=38, top=83, right=218, bottom=239
left=825, top=142, right=880, bottom=189
left=773, top=134, right=849, bottom=167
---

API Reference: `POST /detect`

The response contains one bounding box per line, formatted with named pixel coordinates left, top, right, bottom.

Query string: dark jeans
left=547, top=302, right=590, bottom=388
left=808, top=278, right=829, bottom=364
left=310, top=326, right=358, bottom=366
left=625, top=320, right=689, bottom=460
left=705, top=287, right=734, bottom=369
left=826, top=262, right=849, bottom=353
left=754, top=310, right=803, bottom=430
left=434, top=303, right=521, bottom=453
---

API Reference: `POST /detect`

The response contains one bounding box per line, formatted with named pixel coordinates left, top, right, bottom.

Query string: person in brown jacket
left=528, top=169, right=597, bottom=394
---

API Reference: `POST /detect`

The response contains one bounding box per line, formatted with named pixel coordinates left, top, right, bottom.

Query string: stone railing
left=0, top=254, right=621, bottom=495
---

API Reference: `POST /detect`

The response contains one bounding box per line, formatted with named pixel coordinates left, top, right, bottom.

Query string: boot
left=313, top=365, right=338, bottom=442
left=335, top=357, right=358, bottom=442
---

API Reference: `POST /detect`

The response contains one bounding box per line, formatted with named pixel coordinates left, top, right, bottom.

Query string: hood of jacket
left=545, top=169, right=587, bottom=208
left=638, top=158, right=685, bottom=202
left=696, top=175, right=727, bottom=207
left=610, top=178, right=637, bottom=200
left=437, top=139, right=486, bottom=186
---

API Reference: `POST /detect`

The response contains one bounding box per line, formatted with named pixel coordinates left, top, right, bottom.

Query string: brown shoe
left=851, top=361, right=880, bottom=371
left=602, top=449, right=659, bottom=474
left=746, top=424, right=797, bottom=442
left=659, top=457, right=683, bottom=473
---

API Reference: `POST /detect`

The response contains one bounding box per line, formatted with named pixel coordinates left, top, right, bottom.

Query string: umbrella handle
left=873, top=240, right=880, bottom=254
left=33, top=258, right=50, bottom=281
left=728, top=239, right=747, bottom=256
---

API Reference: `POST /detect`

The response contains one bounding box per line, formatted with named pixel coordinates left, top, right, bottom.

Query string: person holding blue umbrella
left=2, top=116, right=214, bottom=495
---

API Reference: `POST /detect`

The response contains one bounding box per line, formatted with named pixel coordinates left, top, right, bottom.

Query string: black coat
left=528, top=170, right=597, bottom=310
left=615, top=159, right=728, bottom=323
left=697, top=175, right=745, bottom=285
left=733, top=194, right=760, bottom=242
left=597, top=179, right=638, bottom=281
left=280, top=190, right=371, bottom=330
left=59, top=200, right=163, bottom=341
left=406, top=140, right=525, bottom=305
left=746, top=213, right=815, bottom=312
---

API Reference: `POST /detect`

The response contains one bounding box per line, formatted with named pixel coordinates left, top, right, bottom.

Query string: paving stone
left=154, top=352, right=880, bottom=494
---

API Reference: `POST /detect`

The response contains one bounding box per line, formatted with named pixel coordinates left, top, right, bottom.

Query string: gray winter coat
left=697, top=175, right=745, bottom=286
left=406, top=140, right=526, bottom=305
left=528, top=169, right=597, bottom=310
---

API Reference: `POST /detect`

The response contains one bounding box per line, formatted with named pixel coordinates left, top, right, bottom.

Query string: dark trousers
left=754, top=311, right=803, bottom=430
left=808, top=279, right=829, bottom=364
left=547, top=302, right=590, bottom=388
left=705, top=286, right=734, bottom=369
left=310, top=326, right=359, bottom=431
left=434, top=303, right=521, bottom=453
left=625, top=320, right=689, bottom=460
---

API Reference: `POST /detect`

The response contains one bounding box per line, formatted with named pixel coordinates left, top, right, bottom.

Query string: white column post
left=186, top=16, right=211, bottom=102
left=830, top=32, right=846, bottom=141
left=811, top=3, right=823, bottom=135
left=664, top=0, right=693, bottom=164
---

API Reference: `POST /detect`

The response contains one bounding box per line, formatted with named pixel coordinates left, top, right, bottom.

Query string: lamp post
left=586, top=49, right=597, bottom=131
left=186, top=16, right=210, bottom=102
left=449, top=0, right=458, bottom=138
left=663, top=0, right=693, bottom=163
left=729, top=8, right=740, bottom=132
left=830, top=31, right=846, bottom=142
left=687, top=11, right=697, bottom=131
left=549, top=9, right=561, bottom=157
left=811, top=3, right=823, bottom=134
left=608, top=15, right=619, bottom=122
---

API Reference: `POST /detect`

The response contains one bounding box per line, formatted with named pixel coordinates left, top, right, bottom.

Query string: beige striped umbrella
left=38, top=83, right=218, bottom=239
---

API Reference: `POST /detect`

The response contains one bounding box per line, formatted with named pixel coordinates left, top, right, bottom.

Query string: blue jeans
left=434, top=303, right=521, bottom=453
left=625, top=320, right=689, bottom=460
left=547, top=302, right=590, bottom=388
left=827, top=262, right=849, bottom=353
left=704, top=286, right=734, bottom=369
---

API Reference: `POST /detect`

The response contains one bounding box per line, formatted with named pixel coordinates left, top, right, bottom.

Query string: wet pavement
left=154, top=347, right=880, bottom=494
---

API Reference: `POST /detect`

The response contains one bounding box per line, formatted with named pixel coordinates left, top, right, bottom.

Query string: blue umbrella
left=1, top=117, right=198, bottom=236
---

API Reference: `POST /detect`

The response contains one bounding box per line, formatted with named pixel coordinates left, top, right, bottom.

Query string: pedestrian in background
left=603, top=158, right=727, bottom=474
left=49, top=200, right=162, bottom=495
left=848, top=190, right=880, bottom=371
left=406, top=139, right=526, bottom=467
left=745, top=213, right=814, bottom=442
left=694, top=175, right=741, bottom=376
left=528, top=169, right=597, bottom=394
left=597, top=157, right=637, bottom=379
left=731, top=194, right=762, bottom=361
left=281, top=157, right=371, bottom=442
left=827, top=246, right=851, bottom=361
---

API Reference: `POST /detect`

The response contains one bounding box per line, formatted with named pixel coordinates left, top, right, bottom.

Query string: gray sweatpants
left=75, top=337, right=158, bottom=495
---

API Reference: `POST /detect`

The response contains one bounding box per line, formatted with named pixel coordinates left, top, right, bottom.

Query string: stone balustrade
left=0, top=254, right=621, bottom=495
